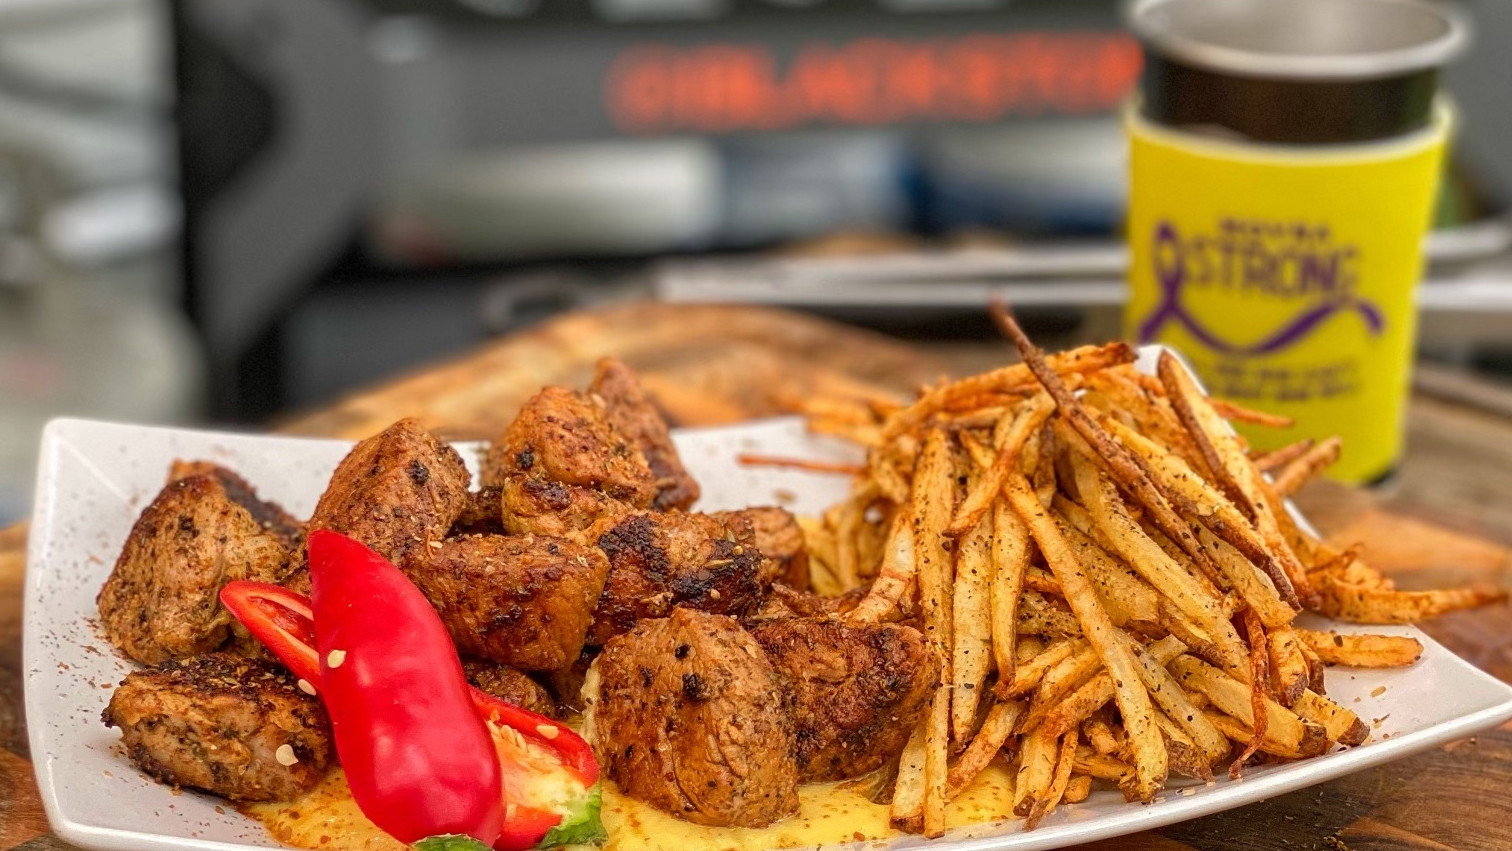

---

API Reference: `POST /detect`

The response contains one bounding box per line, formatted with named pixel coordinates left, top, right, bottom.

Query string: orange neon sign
left=606, top=32, right=1142, bottom=133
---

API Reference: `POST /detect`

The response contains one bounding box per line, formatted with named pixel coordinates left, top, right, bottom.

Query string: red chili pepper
left=221, top=539, right=604, bottom=850
left=306, top=530, right=505, bottom=845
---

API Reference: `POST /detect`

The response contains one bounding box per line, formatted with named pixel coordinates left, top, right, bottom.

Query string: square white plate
left=26, top=416, right=1512, bottom=851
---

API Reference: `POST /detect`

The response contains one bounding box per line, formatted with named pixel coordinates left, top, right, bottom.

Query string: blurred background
left=2, top=0, right=1511, bottom=524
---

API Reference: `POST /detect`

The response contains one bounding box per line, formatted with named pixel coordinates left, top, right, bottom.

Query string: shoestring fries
left=800, top=304, right=1506, bottom=835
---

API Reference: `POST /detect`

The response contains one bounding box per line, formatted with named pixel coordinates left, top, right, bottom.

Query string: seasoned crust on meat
left=98, top=474, right=292, bottom=665
left=752, top=618, right=938, bottom=782
left=306, top=418, right=471, bottom=568
left=407, top=533, right=609, bottom=671
left=101, top=653, right=332, bottom=802
left=588, top=511, right=769, bottom=646
left=462, top=658, right=558, bottom=718
left=483, top=386, right=656, bottom=506
left=711, top=507, right=808, bottom=590
left=590, top=358, right=699, bottom=511
left=451, top=486, right=505, bottom=537
left=584, top=608, right=799, bottom=828
left=500, top=475, right=634, bottom=539
left=167, top=460, right=304, bottom=550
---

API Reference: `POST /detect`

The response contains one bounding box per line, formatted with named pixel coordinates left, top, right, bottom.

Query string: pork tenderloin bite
left=752, top=618, right=938, bottom=782
left=588, top=511, right=769, bottom=646
left=306, top=418, right=471, bottom=568
left=589, top=357, right=700, bottom=511
left=101, top=653, right=332, bottom=802
left=406, top=533, right=610, bottom=671
left=584, top=608, right=799, bottom=828
left=98, top=473, right=292, bottom=665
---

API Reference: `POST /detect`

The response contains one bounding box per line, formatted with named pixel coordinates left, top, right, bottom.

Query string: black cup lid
left=1128, top=0, right=1465, bottom=143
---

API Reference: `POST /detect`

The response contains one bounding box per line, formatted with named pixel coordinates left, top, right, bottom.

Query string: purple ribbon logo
left=1136, top=221, right=1385, bottom=354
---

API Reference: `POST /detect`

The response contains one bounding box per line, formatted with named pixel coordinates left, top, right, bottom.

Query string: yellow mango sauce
left=245, top=761, right=1019, bottom=851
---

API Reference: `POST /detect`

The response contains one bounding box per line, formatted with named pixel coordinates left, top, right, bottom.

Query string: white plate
left=25, top=416, right=1512, bottom=851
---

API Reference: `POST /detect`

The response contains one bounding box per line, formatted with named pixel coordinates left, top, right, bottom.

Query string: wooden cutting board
left=1, top=301, right=1509, bottom=851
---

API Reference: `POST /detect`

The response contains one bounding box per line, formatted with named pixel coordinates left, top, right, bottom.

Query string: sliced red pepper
left=220, top=582, right=321, bottom=686
left=222, top=544, right=604, bottom=850
left=307, top=530, right=505, bottom=846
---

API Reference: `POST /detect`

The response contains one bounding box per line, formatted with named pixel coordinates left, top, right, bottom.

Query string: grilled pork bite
left=588, top=511, right=769, bottom=646
left=589, top=357, right=699, bottom=511
left=711, top=506, right=809, bottom=590
left=166, top=460, right=304, bottom=550
left=584, top=608, right=799, bottom=828
left=101, top=653, right=332, bottom=802
left=485, top=387, right=657, bottom=538
left=406, top=533, right=610, bottom=671
left=98, top=473, right=293, bottom=665
left=462, top=658, right=558, bottom=718
left=751, top=618, right=938, bottom=782
left=306, top=418, right=471, bottom=569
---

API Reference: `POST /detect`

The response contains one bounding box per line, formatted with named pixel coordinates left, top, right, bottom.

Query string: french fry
left=949, top=394, right=1055, bottom=536
left=1013, top=727, right=1060, bottom=818
left=844, top=512, right=917, bottom=623
left=1063, top=773, right=1093, bottom=805
left=791, top=312, right=1507, bottom=836
left=1106, top=418, right=1301, bottom=612
left=1084, top=368, right=1210, bottom=475
left=1231, top=609, right=1272, bottom=776
left=1169, top=655, right=1328, bottom=759
left=1292, top=689, right=1369, bottom=747
left=947, top=700, right=1024, bottom=799
left=1202, top=710, right=1314, bottom=761
left=1071, top=446, right=1249, bottom=679
left=924, top=689, right=951, bottom=837
left=1270, top=436, right=1343, bottom=497
left=1193, top=524, right=1297, bottom=629
left=1310, top=577, right=1507, bottom=625
left=1026, top=729, right=1079, bottom=828
left=1073, top=748, right=1134, bottom=784
left=1006, top=473, right=1168, bottom=802
left=910, top=430, right=957, bottom=840
left=890, top=715, right=928, bottom=830
left=1061, top=521, right=1163, bottom=632
left=1252, top=438, right=1315, bottom=473
left=1209, top=398, right=1294, bottom=428
left=1295, top=630, right=1424, bottom=668
left=951, top=511, right=995, bottom=743
left=1267, top=628, right=1310, bottom=706
left=992, top=304, right=1228, bottom=590
left=1018, top=590, right=1085, bottom=637
left=1121, top=634, right=1231, bottom=763
left=1083, top=710, right=1124, bottom=757
left=999, top=638, right=1084, bottom=699
left=991, top=500, right=1033, bottom=681
left=1157, top=351, right=1313, bottom=606
left=881, top=342, right=1136, bottom=440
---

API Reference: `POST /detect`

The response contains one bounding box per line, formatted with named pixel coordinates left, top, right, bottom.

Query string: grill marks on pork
left=588, top=512, right=768, bottom=647
left=585, top=608, right=799, bottom=828
left=752, top=618, right=939, bottom=783
left=306, top=417, right=471, bottom=569
left=590, top=357, right=699, bottom=511
left=486, top=387, right=656, bottom=537
left=98, top=473, right=294, bottom=665
left=406, top=533, right=609, bottom=671
left=102, top=653, right=332, bottom=802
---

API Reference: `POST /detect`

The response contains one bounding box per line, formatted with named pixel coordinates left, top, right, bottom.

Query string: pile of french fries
left=798, top=305, right=1505, bottom=837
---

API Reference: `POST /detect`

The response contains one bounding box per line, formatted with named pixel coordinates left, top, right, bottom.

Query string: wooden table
left=1, top=302, right=1510, bottom=851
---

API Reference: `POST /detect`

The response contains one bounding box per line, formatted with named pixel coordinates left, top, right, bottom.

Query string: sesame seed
left=327, top=650, right=347, bottom=669
left=536, top=724, right=560, bottom=740
left=297, top=679, right=317, bottom=696
left=275, top=744, right=299, bottom=766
